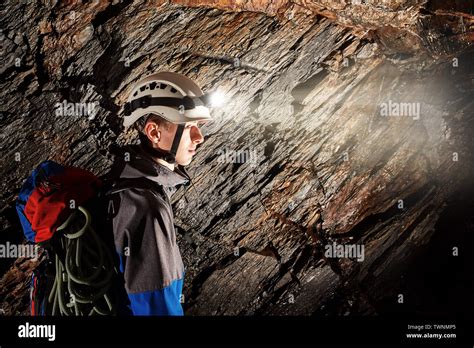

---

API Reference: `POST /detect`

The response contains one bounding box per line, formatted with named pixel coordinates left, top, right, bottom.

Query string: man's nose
left=191, top=125, right=204, bottom=144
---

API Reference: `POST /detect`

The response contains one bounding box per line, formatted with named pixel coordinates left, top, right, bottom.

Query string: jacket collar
left=119, top=145, right=191, bottom=188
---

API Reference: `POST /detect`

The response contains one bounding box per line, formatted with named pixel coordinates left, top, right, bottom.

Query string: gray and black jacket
left=106, top=145, right=190, bottom=315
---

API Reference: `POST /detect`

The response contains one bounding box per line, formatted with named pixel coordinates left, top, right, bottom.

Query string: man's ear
left=145, top=121, right=161, bottom=144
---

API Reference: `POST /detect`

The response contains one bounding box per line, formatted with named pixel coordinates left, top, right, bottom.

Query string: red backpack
left=16, top=160, right=118, bottom=315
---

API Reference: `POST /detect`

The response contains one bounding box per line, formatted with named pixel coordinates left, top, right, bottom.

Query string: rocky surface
left=0, top=0, right=473, bottom=316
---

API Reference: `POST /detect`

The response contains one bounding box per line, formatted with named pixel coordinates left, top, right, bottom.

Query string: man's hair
left=134, top=114, right=172, bottom=136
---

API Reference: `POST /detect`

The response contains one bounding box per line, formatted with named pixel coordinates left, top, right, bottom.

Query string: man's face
left=156, top=121, right=206, bottom=166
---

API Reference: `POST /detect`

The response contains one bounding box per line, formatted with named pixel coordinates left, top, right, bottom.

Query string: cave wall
left=0, top=0, right=473, bottom=315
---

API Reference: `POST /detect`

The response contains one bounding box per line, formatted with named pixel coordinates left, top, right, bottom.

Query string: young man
left=106, top=72, right=213, bottom=315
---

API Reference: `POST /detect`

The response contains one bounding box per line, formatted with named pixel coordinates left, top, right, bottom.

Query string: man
left=106, top=72, right=213, bottom=315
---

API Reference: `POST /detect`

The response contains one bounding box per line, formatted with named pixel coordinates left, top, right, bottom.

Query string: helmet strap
left=137, top=124, right=185, bottom=165
left=170, top=123, right=185, bottom=158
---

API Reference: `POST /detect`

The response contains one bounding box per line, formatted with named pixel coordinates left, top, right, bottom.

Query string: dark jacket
left=106, top=145, right=191, bottom=315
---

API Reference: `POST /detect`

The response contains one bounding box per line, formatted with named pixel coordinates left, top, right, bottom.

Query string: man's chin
left=177, top=157, right=193, bottom=166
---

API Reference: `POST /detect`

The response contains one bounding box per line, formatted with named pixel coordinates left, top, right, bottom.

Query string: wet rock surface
left=0, top=0, right=473, bottom=316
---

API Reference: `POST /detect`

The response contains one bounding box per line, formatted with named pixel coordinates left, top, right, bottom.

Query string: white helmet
left=123, top=71, right=213, bottom=128
left=123, top=71, right=214, bottom=164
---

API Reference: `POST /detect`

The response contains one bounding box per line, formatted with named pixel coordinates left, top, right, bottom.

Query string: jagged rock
left=0, top=0, right=472, bottom=316
left=0, top=253, right=45, bottom=316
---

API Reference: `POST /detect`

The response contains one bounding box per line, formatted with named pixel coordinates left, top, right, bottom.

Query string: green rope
left=47, top=206, right=117, bottom=316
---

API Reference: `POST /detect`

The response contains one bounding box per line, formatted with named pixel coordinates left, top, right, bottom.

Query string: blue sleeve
left=127, top=277, right=184, bottom=316
left=115, top=251, right=185, bottom=316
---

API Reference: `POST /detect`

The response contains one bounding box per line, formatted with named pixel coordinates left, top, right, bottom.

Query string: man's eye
left=187, top=123, right=204, bottom=128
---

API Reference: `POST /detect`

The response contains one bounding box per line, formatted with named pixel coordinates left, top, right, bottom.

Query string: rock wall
left=0, top=0, right=473, bottom=315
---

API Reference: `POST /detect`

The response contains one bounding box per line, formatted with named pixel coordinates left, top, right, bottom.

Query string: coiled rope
left=47, top=206, right=117, bottom=316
